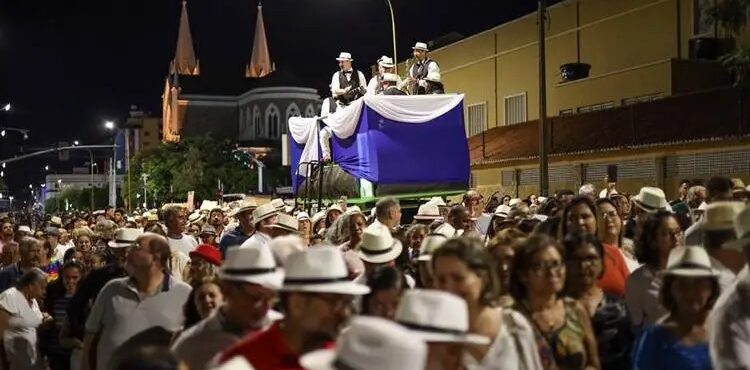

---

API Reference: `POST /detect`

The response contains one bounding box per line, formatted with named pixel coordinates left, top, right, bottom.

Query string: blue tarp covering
left=290, top=97, right=470, bottom=195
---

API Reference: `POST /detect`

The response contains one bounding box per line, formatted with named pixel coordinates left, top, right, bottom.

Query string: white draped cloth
left=288, top=94, right=464, bottom=177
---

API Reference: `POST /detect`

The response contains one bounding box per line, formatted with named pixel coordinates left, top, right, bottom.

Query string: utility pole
left=538, top=0, right=549, bottom=196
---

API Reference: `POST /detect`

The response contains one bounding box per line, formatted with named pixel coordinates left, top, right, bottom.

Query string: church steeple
left=245, top=2, right=275, bottom=78
left=172, top=0, right=199, bottom=75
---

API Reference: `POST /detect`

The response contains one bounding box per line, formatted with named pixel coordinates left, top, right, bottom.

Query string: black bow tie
left=343, top=71, right=352, bottom=75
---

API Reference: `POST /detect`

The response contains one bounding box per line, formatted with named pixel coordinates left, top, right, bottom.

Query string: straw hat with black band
left=358, top=226, right=403, bottom=264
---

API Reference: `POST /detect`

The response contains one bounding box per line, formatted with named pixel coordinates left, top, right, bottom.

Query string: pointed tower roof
left=173, top=0, right=200, bottom=75
left=246, top=2, right=275, bottom=78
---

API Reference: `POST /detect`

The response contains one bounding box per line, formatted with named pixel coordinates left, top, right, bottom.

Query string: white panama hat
left=300, top=316, right=426, bottom=370
left=281, top=246, right=370, bottom=295
left=396, top=289, right=490, bottom=345
left=417, top=233, right=448, bottom=262
left=357, top=226, right=403, bottom=264
left=663, top=246, right=718, bottom=278
left=107, top=228, right=143, bottom=248
left=413, top=203, right=442, bottom=221
left=220, top=242, right=284, bottom=290
left=412, top=42, right=429, bottom=51
left=633, top=187, right=671, bottom=213
left=336, top=52, right=353, bottom=61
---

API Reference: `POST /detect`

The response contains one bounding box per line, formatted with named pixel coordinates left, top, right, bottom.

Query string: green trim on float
left=345, top=190, right=465, bottom=206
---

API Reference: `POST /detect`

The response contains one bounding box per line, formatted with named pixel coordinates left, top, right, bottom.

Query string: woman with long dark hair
left=361, top=266, right=406, bottom=320
left=625, top=210, right=683, bottom=329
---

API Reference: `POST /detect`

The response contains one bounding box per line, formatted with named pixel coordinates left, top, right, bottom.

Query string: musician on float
left=330, top=52, right=367, bottom=108
left=380, top=73, right=407, bottom=96
left=366, top=56, right=399, bottom=96
left=405, top=42, right=440, bottom=95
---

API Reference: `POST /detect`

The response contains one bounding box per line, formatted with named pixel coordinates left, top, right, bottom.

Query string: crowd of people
left=0, top=176, right=747, bottom=369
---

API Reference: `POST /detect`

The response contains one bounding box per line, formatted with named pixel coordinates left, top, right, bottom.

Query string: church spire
left=246, top=2, right=275, bottom=78
left=172, top=0, right=199, bottom=75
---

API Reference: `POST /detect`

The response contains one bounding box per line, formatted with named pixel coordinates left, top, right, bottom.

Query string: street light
left=104, top=121, right=115, bottom=130
left=2, top=103, right=10, bottom=112
left=73, top=140, right=79, bottom=146
left=44, top=165, right=49, bottom=171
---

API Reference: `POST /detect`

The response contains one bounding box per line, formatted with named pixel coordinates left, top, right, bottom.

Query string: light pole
left=142, top=173, right=148, bottom=209
left=104, top=120, right=126, bottom=209
left=384, top=0, right=398, bottom=74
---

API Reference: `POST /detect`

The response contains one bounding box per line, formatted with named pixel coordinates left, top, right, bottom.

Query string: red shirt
left=219, top=321, right=303, bottom=370
left=597, top=243, right=630, bottom=297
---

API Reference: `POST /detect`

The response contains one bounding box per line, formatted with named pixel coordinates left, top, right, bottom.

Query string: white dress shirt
left=709, top=267, right=750, bottom=370
left=625, top=264, right=666, bottom=328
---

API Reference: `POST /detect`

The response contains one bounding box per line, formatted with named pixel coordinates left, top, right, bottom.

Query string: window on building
left=622, top=93, right=664, bottom=106
left=693, top=0, right=714, bottom=36
left=504, top=93, right=527, bottom=126
left=466, top=102, right=487, bottom=137
left=253, top=106, right=262, bottom=139
left=577, top=101, right=615, bottom=114
left=266, top=104, right=281, bottom=139
left=305, top=104, right=316, bottom=117
left=285, top=103, right=301, bottom=135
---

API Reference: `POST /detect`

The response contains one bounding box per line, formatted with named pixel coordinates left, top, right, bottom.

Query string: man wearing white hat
left=300, top=316, right=427, bottom=370
left=709, top=204, right=750, bottom=370
left=219, top=246, right=369, bottom=370
left=330, top=52, right=367, bottom=107
left=245, top=203, right=279, bottom=248
left=163, top=205, right=194, bottom=281
left=405, top=41, right=440, bottom=95
left=219, top=198, right=257, bottom=257
left=269, top=213, right=299, bottom=238
left=380, top=73, right=406, bottom=95
left=701, top=201, right=746, bottom=291
left=172, top=244, right=283, bottom=370
left=686, top=177, right=735, bottom=246
left=366, top=56, right=399, bottom=96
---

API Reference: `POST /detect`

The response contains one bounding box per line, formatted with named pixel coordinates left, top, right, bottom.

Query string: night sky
left=0, top=0, right=548, bottom=199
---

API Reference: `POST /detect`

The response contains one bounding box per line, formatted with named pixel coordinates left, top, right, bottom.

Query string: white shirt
left=711, top=256, right=738, bottom=292
left=684, top=219, right=704, bottom=246
left=409, top=59, right=440, bottom=78
left=365, top=75, right=402, bottom=96
left=709, top=268, right=750, bottom=370
left=170, top=250, right=191, bottom=282
left=461, top=308, right=543, bottom=370
left=54, top=242, right=75, bottom=262
left=0, top=287, right=44, bottom=370
left=168, top=234, right=198, bottom=256
left=434, top=223, right=464, bottom=238
left=246, top=231, right=272, bottom=248
left=330, top=70, right=367, bottom=96
left=625, top=264, right=666, bottom=328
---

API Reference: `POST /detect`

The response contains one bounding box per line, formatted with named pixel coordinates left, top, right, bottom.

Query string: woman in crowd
left=311, top=211, right=327, bottom=235
left=40, top=240, right=63, bottom=282
left=487, top=228, right=527, bottom=308
left=625, top=210, right=683, bottom=329
left=432, top=237, right=543, bottom=369
left=562, top=232, right=632, bottom=370
left=297, top=212, right=312, bottom=246
left=561, top=196, right=629, bottom=298
left=72, top=228, right=94, bottom=257
left=595, top=198, right=638, bottom=272
left=631, top=246, right=719, bottom=369
left=361, top=266, right=405, bottom=320
left=415, top=233, right=447, bottom=288
left=190, top=278, right=224, bottom=324
left=329, top=211, right=367, bottom=251
left=42, top=260, right=84, bottom=370
left=510, top=233, right=600, bottom=370
left=183, top=244, right=222, bottom=328
left=0, top=268, right=49, bottom=370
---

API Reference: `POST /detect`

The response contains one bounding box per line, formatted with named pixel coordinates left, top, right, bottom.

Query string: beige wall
left=415, top=0, right=730, bottom=131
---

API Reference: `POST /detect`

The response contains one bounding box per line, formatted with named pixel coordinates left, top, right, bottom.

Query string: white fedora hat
left=345, top=205, right=363, bottom=215
left=326, top=204, right=344, bottom=217
left=252, top=203, right=279, bottom=224
left=270, top=213, right=299, bottom=234
left=382, top=73, right=399, bottom=83
left=311, top=211, right=326, bottom=227
left=270, top=198, right=286, bottom=211
left=509, top=198, right=522, bottom=208
left=17, top=226, right=31, bottom=234
left=50, top=216, right=63, bottom=227
left=188, top=211, right=204, bottom=225
left=220, top=242, right=284, bottom=290
left=417, top=233, right=448, bottom=262
left=725, top=204, right=750, bottom=250
left=336, top=52, right=353, bottom=61
left=378, top=56, right=395, bottom=68
left=663, top=246, right=719, bottom=278
left=108, top=228, right=143, bottom=248
left=300, top=316, right=426, bottom=370
left=703, top=201, right=745, bottom=231
left=633, top=187, right=671, bottom=213
left=199, top=200, right=219, bottom=212
left=494, top=204, right=512, bottom=218
left=231, top=197, right=258, bottom=217
left=296, top=212, right=311, bottom=221
left=358, top=226, right=403, bottom=264
left=282, top=246, right=370, bottom=295
left=412, top=42, right=429, bottom=51
left=413, top=203, right=442, bottom=221
left=396, top=289, right=490, bottom=345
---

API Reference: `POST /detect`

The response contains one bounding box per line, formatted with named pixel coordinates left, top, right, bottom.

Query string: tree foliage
left=122, top=136, right=262, bottom=209
left=708, top=0, right=750, bottom=85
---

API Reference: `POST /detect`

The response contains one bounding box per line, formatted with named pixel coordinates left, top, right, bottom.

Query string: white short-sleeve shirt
left=0, top=287, right=44, bottom=370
